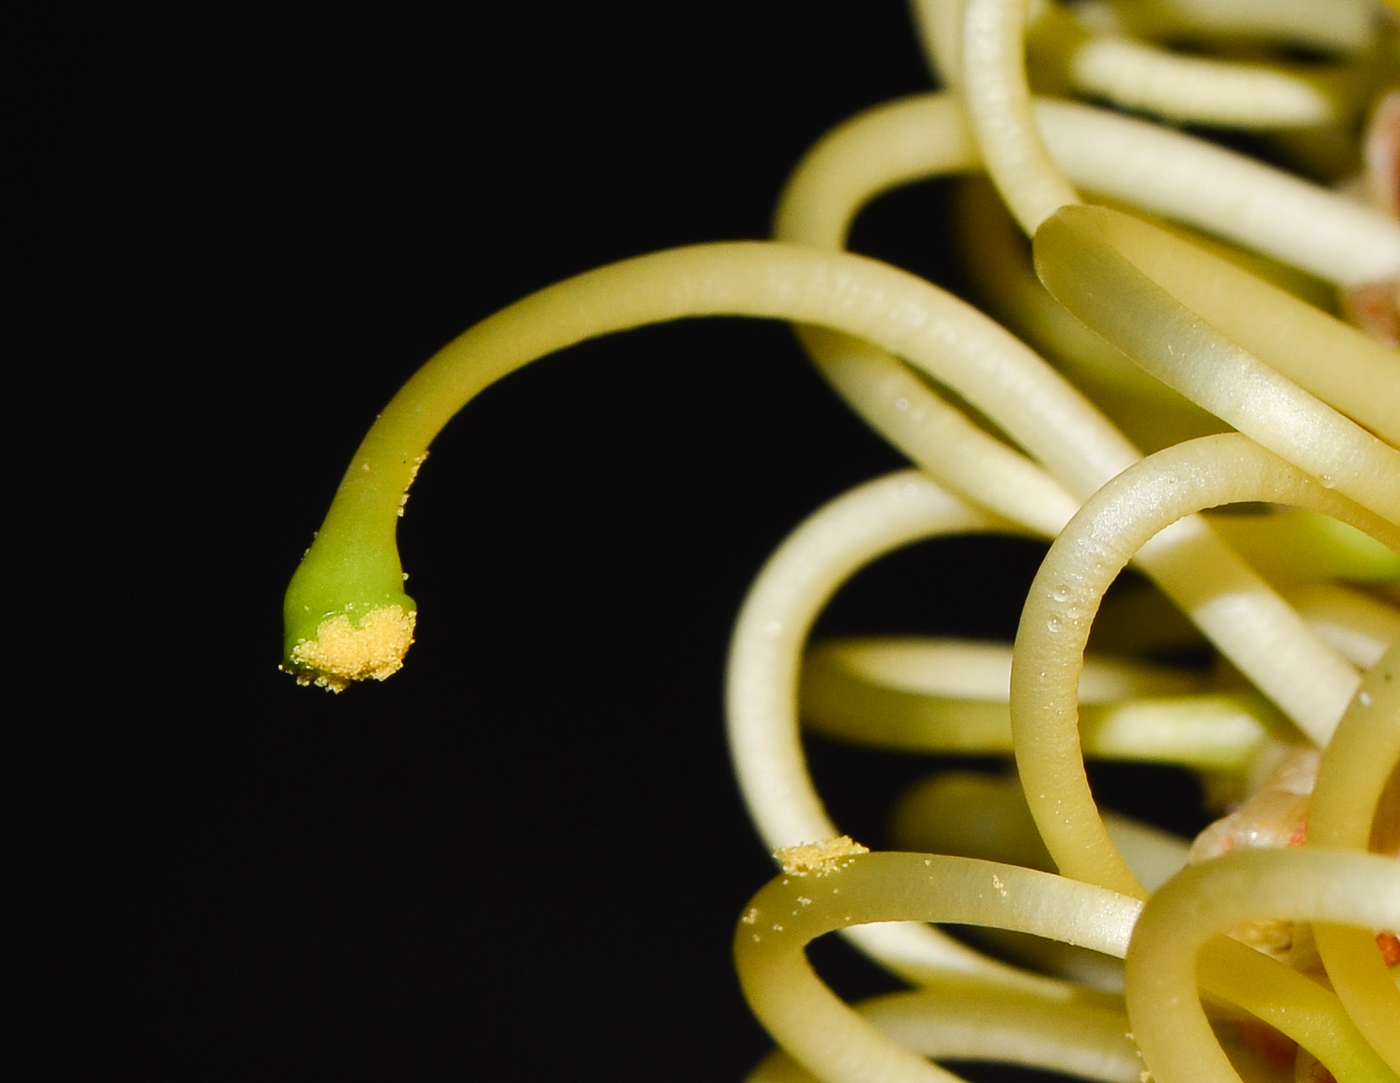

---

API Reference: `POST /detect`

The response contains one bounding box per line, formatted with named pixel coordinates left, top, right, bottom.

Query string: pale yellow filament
left=1012, top=434, right=1397, bottom=896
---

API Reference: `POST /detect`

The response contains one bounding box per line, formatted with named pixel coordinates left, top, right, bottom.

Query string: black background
left=26, top=5, right=1203, bottom=1081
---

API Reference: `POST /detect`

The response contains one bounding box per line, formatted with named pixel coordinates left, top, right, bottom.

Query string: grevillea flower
left=284, top=2, right=1400, bottom=1080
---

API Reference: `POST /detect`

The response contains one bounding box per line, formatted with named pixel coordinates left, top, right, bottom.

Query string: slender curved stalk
left=800, top=637, right=1284, bottom=770
left=725, top=470, right=1062, bottom=988
left=746, top=976, right=1139, bottom=1083
left=1064, top=37, right=1353, bottom=129
left=908, top=0, right=967, bottom=90
left=1035, top=204, right=1400, bottom=465
left=954, top=175, right=1204, bottom=417
left=776, top=92, right=1400, bottom=285
left=1012, top=435, right=1396, bottom=895
left=733, top=852, right=1142, bottom=1083
left=1309, top=642, right=1400, bottom=1070
left=1125, top=849, right=1400, bottom=1083
left=284, top=239, right=1135, bottom=689
left=794, top=328, right=1080, bottom=537
left=961, top=0, right=1079, bottom=231
left=1093, top=0, right=1376, bottom=55
left=1031, top=101, right=1400, bottom=286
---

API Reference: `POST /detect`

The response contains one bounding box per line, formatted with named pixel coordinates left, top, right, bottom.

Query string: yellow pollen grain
left=773, top=835, right=869, bottom=877
left=288, top=605, right=416, bottom=692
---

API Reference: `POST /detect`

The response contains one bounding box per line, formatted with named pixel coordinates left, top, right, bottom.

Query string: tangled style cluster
left=283, top=2, right=1400, bottom=1080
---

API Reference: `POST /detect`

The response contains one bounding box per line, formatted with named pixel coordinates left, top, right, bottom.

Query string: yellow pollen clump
left=773, top=836, right=869, bottom=877
left=286, top=604, right=417, bottom=692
